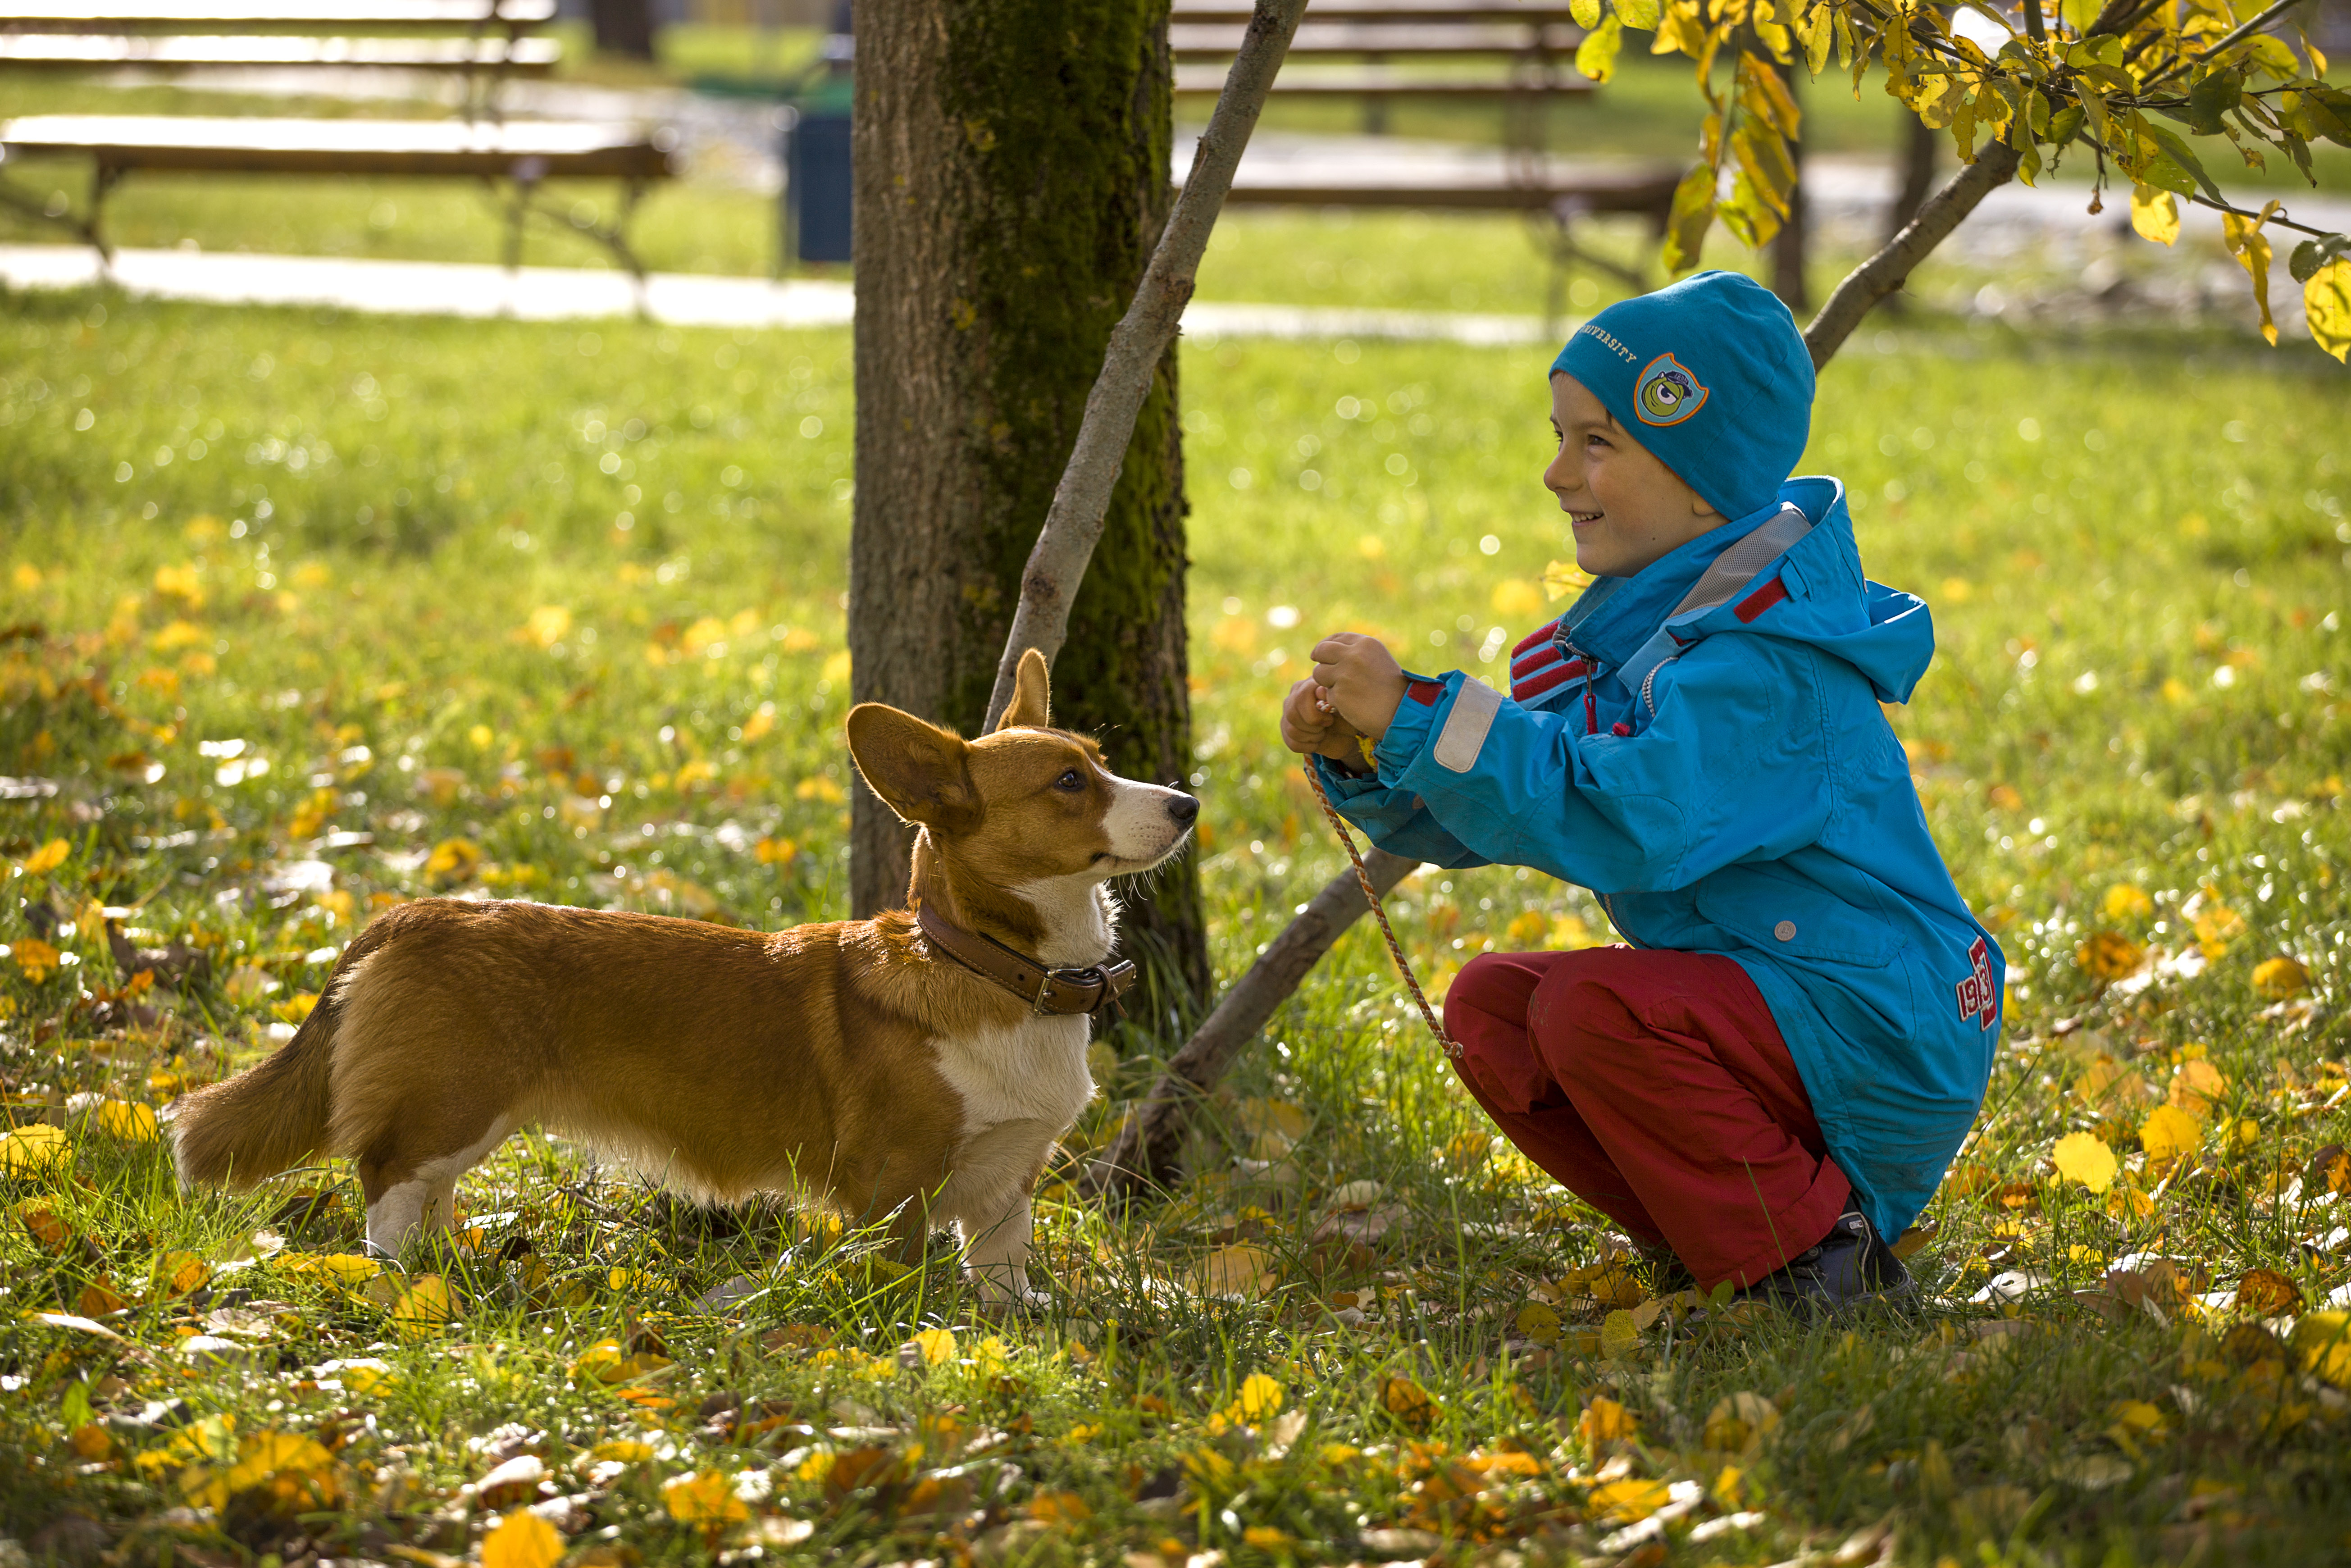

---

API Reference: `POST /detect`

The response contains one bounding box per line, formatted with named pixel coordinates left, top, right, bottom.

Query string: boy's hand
left=1280, top=679, right=1370, bottom=767
left=1311, top=634, right=1408, bottom=740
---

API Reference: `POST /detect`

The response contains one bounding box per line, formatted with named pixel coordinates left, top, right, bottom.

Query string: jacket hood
left=1561, top=475, right=1935, bottom=705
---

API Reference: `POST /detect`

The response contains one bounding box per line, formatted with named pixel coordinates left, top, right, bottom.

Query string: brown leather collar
left=916, top=902, right=1136, bottom=1018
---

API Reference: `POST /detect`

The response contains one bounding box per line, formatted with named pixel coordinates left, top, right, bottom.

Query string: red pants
left=1444, top=945, right=1850, bottom=1291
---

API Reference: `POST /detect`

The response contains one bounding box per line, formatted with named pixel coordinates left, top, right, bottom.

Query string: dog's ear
left=846, top=704, right=979, bottom=831
left=995, top=647, right=1052, bottom=732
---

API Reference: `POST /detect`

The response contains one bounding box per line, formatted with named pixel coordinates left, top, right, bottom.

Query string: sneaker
left=1734, top=1206, right=1912, bottom=1314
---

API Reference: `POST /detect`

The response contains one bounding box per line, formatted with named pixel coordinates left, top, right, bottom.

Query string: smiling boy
left=1282, top=271, right=2001, bottom=1309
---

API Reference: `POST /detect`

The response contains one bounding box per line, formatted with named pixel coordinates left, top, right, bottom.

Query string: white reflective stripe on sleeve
left=1432, top=676, right=1503, bottom=773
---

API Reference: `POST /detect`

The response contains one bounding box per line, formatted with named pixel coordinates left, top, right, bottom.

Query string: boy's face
left=1544, top=374, right=1722, bottom=579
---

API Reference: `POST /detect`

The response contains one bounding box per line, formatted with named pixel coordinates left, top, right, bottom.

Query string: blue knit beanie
left=1550, top=270, right=1815, bottom=522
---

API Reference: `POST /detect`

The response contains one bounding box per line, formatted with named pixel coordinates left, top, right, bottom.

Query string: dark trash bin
left=783, top=106, right=852, bottom=266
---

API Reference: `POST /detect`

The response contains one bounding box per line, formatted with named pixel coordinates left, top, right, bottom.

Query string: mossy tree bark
left=848, top=0, right=1208, bottom=1009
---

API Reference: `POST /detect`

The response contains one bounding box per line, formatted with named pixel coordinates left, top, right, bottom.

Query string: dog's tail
left=170, top=916, right=394, bottom=1190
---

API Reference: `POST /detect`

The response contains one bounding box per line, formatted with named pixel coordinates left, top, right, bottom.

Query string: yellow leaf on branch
left=1575, top=14, right=1624, bottom=81
left=2221, top=202, right=2282, bottom=346
left=2307, top=259, right=2351, bottom=365
left=2128, top=184, right=2180, bottom=246
left=1541, top=559, right=1594, bottom=602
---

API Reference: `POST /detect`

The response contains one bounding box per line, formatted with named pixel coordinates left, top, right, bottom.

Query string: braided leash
left=1303, top=762, right=1462, bottom=1062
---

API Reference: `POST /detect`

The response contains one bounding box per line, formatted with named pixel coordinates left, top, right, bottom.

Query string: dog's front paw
left=970, top=1272, right=1050, bottom=1317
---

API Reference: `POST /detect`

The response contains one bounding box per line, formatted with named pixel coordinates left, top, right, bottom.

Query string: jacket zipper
left=1639, top=659, right=1665, bottom=717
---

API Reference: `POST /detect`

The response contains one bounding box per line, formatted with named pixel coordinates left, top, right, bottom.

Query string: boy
left=1281, top=271, right=2000, bottom=1308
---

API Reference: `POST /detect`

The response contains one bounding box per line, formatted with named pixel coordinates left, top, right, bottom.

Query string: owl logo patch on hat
left=1634, top=352, right=1709, bottom=426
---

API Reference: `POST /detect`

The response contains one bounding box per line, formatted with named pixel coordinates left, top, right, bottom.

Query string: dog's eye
left=1054, top=769, right=1085, bottom=792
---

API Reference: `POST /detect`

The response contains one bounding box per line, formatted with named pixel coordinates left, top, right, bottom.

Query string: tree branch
left=1802, top=137, right=2023, bottom=368
left=1081, top=847, right=1421, bottom=1203
left=981, top=0, right=1308, bottom=731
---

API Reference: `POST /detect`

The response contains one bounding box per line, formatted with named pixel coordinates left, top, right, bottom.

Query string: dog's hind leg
left=359, top=1119, right=513, bottom=1257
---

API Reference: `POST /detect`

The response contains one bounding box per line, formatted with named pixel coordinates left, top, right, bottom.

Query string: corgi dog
left=169, top=650, right=1195, bottom=1308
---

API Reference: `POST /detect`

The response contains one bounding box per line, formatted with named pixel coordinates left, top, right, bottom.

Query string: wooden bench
left=1171, top=0, right=1674, bottom=292
left=1171, top=0, right=1592, bottom=120
left=0, top=34, right=558, bottom=72
left=0, top=0, right=674, bottom=289
left=0, top=114, right=674, bottom=276
left=0, top=0, right=558, bottom=79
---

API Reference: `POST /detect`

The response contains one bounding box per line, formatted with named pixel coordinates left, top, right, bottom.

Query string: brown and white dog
left=169, top=650, right=1194, bottom=1308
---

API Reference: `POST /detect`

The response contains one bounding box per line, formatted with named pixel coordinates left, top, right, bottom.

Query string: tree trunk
left=848, top=0, right=1209, bottom=1008
left=1769, top=67, right=1809, bottom=313
left=590, top=0, right=655, bottom=59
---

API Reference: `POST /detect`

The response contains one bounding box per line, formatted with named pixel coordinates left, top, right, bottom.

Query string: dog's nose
left=1166, top=793, right=1200, bottom=826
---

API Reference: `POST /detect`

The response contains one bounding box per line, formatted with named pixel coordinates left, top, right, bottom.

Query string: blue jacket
left=1316, top=476, right=2001, bottom=1240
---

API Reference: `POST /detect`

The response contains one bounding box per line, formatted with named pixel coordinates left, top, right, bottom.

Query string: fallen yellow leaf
left=2251, top=956, right=2309, bottom=998
left=2100, top=884, right=2154, bottom=920
left=2235, top=1268, right=2301, bottom=1316
left=1235, top=1372, right=1284, bottom=1421
left=0, top=1124, right=70, bottom=1175
left=1579, top=1395, right=1638, bottom=1445
left=2291, top=1311, right=2351, bottom=1389
left=2051, top=1131, right=2118, bottom=1194
left=910, top=1326, right=957, bottom=1366
left=662, top=1469, right=750, bottom=1526
left=1599, top=1308, right=1641, bottom=1358
left=2168, top=1059, right=2226, bottom=1121
left=2139, top=1103, right=2203, bottom=1167
left=390, top=1274, right=453, bottom=1337
left=1202, top=1244, right=1277, bottom=1299
left=94, top=1099, right=159, bottom=1142
left=1589, top=1477, right=1672, bottom=1522
left=1378, top=1375, right=1438, bottom=1432
left=481, top=1508, right=564, bottom=1568
left=1514, top=1301, right=1562, bottom=1345
left=2076, top=930, right=2143, bottom=981
left=18, top=839, right=69, bottom=877
left=9, top=937, right=61, bottom=984
left=424, top=839, right=481, bottom=886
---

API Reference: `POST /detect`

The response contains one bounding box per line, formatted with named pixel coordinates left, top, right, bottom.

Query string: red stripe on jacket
left=1511, top=658, right=1590, bottom=702
left=1734, top=577, right=1790, bottom=623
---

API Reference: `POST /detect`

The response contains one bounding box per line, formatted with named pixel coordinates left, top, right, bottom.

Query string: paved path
left=0, top=242, right=1559, bottom=341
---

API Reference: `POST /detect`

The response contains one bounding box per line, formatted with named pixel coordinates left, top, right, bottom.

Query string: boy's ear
left=846, top=704, right=979, bottom=831
left=995, top=648, right=1052, bottom=732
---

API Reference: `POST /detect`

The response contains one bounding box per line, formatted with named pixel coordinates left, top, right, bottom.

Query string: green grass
left=2, top=292, right=2351, bottom=1565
